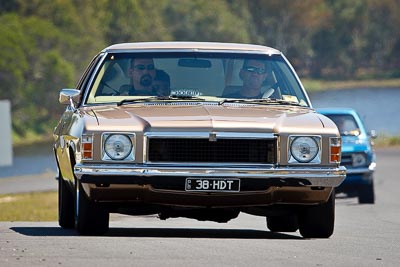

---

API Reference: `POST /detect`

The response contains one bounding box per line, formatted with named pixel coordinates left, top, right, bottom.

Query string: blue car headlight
left=352, top=153, right=367, bottom=167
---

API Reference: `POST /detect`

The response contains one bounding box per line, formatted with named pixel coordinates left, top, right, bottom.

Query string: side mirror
left=369, top=130, right=377, bottom=139
left=59, top=89, right=80, bottom=105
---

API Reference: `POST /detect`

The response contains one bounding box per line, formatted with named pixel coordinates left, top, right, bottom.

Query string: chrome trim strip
left=345, top=167, right=375, bottom=175
left=82, top=53, right=107, bottom=105
left=74, top=164, right=346, bottom=187
left=144, top=132, right=276, bottom=139
left=344, top=162, right=376, bottom=175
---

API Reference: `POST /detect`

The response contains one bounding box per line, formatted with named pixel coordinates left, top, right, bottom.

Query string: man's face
left=240, top=60, right=268, bottom=90
left=129, top=58, right=156, bottom=88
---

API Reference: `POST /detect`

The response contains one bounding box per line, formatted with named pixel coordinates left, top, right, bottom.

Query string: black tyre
left=75, top=179, right=109, bottom=235
left=358, top=182, right=375, bottom=204
left=267, top=215, right=298, bottom=232
left=58, top=172, right=75, bottom=229
left=298, top=190, right=335, bottom=238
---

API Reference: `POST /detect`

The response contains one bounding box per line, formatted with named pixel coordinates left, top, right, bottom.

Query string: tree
left=244, top=0, right=329, bottom=76
left=164, top=0, right=250, bottom=43
left=364, top=0, right=400, bottom=74
left=1, top=0, right=399, bottom=141
left=0, top=14, right=75, bottom=136
left=100, top=0, right=171, bottom=43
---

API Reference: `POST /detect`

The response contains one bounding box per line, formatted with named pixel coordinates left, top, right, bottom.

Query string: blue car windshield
left=325, top=114, right=360, bottom=136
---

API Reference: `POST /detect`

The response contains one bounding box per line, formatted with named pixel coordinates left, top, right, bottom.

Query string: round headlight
left=290, top=137, right=319, bottom=163
left=352, top=153, right=367, bottom=167
left=104, top=134, right=132, bottom=160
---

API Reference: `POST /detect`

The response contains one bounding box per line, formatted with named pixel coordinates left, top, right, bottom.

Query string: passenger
left=225, top=59, right=269, bottom=98
left=152, top=69, right=171, bottom=97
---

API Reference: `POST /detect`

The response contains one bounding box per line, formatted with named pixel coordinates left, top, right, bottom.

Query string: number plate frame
left=185, top=178, right=240, bottom=192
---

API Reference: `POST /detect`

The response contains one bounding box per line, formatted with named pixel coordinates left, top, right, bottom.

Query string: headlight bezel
left=102, top=133, right=135, bottom=161
left=288, top=135, right=321, bottom=164
left=352, top=152, right=368, bottom=167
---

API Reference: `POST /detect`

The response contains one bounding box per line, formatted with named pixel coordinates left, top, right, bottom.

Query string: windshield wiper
left=117, top=95, right=206, bottom=106
left=219, top=98, right=302, bottom=106
left=117, top=97, right=161, bottom=106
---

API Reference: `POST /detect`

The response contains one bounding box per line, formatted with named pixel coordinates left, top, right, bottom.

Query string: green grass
left=12, top=131, right=54, bottom=148
left=374, top=134, right=400, bottom=147
left=302, top=78, right=400, bottom=92
left=0, top=191, right=58, bottom=221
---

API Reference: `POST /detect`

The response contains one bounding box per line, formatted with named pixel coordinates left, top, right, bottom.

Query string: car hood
left=82, top=104, right=334, bottom=134
left=341, top=135, right=371, bottom=153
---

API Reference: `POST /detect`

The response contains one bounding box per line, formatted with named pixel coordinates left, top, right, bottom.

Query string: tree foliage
left=0, top=14, right=75, bottom=135
left=164, top=0, right=250, bottom=42
left=0, top=0, right=399, bottom=139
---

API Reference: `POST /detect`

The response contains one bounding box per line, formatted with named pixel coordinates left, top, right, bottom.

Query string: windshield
left=325, top=114, right=361, bottom=136
left=85, top=52, right=310, bottom=107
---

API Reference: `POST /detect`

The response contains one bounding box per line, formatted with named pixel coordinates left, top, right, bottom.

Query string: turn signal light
left=330, top=137, right=341, bottom=163
left=82, top=135, right=93, bottom=160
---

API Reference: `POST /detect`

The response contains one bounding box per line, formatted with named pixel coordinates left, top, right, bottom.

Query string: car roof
left=103, top=42, right=281, bottom=55
left=316, top=108, right=358, bottom=116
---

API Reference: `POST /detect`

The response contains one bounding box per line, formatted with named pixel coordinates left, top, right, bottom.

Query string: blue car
left=317, top=108, right=376, bottom=204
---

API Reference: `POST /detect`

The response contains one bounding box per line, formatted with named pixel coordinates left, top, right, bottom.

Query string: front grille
left=341, top=153, right=352, bottom=167
left=148, top=138, right=276, bottom=164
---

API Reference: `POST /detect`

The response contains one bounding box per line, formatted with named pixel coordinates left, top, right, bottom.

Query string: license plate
left=185, top=178, right=240, bottom=192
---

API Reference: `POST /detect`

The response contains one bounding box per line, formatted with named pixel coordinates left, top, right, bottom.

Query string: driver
left=225, top=59, right=269, bottom=98
left=120, top=58, right=156, bottom=96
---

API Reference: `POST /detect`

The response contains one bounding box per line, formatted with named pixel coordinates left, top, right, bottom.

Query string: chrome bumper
left=345, top=162, right=376, bottom=175
left=74, top=164, right=346, bottom=188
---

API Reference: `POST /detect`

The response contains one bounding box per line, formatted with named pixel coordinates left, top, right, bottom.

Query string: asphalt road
left=0, top=171, right=56, bottom=195
left=0, top=148, right=399, bottom=266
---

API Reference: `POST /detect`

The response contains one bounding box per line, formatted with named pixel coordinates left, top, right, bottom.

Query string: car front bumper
left=341, top=162, right=375, bottom=185
left=74, top=164, right=346, bottom=188
left=73, top=164, right=346, bottom=207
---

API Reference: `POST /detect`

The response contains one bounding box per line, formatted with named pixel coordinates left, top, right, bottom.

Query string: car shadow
left=10, top=226, right=76, bottom=237
left=10, top=227, right=303, bottom=240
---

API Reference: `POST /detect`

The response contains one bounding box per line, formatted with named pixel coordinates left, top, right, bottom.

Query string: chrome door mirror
left=59, top=89, right=80, bottom=107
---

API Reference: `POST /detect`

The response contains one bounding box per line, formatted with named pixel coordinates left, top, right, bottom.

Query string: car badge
left=209, top=132, right=217, bottom=142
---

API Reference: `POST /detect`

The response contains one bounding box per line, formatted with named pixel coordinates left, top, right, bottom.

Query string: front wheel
left=58, top=172, right=74, bottom=229
left=298, top=190, right=335, bottom=238
left=75, top=179, right=109, bottom=235
left=358, top=182, right=375, bottom=204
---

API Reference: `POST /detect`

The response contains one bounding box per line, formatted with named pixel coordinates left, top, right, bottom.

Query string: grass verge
left=374, top=134, right=400, bottom=147
left=302, top=78, right=400, bottom=92
left=0, top=191, right=57, bottom=221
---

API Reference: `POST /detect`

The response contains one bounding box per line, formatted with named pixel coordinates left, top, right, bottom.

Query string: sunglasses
left=134, top=64, right=155, bottom=71
left=243, top=66, right=267, bottom=74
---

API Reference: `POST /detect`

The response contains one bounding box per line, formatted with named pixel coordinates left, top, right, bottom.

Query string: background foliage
left=0, top=0, right=399, bottom=140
